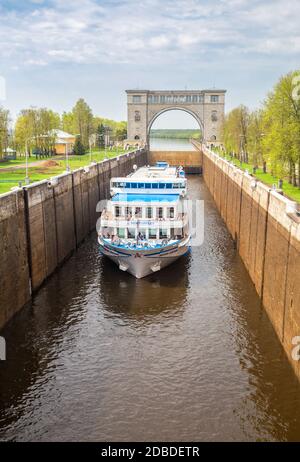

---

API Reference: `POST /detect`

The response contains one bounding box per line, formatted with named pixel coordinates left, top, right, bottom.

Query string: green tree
left=0, top=106, right=10, bottom=159
left=261, top=71, right=300, bottom=185
left=73, top=135, right=86, bottom=155
left=71, top=98, right=93, bottom=148
left=14, top=107, right=60, bottom=156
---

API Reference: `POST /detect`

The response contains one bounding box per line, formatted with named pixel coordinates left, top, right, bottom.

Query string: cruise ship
left=98, top=162, right=190, bottom=278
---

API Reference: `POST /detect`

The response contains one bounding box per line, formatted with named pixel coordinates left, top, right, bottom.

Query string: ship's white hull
left=99, top=237, right=190, bottom=278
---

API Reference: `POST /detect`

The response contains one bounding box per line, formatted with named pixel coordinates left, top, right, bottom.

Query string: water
left=1, top=176, right=300, bottom=442
left=149, top=137, right=196, bottom=151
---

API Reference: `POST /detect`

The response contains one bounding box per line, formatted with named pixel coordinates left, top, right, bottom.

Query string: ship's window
left=135, top=207, right=142, bottom=218
left=166, top=183, right=172, bottom=189
left=167, top=207, right=175, bottom=218
left=130, top=183, right=137, bottom=188
left=138, top=183, right=144, bottom=188
left=158, top=183, right=165, bottom=189
left=146, top=207, right=152, bottom=218
left=173, top=183, right=180, bottom=188
left=128, top=228, right=136, bottom=239
left=125, top=207, right=132, bottom=217
left=145, top=183, right=151, bottom=189
left=152, top=183, right=159, bottom=189
left=157, top=207, right=163, bottom=219
left=117, top=228, right=125, bottom=238
left=149, top=229, right=157, bottom=239
left=124, top=183, right=130, bottom=188
left=159, top=228, right=168, bottom=239
left=115, top=206, right=121, bottom=217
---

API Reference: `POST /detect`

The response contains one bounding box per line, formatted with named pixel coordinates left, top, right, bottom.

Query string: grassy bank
left=215, top=149, right=300, bottom=203
left=0, top=148, right=123, bottom=195
left=150, top=129, right=201, bottom=139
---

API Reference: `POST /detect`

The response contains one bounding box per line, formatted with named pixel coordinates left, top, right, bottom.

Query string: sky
left=0, top=0, right=299, bottom=128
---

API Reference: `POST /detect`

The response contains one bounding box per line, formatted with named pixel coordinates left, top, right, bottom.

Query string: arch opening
left=148, top=107, right=203, bottom=152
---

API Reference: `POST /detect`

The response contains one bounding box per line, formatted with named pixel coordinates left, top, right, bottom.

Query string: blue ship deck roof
left=112, top=193, right=180, bottom=203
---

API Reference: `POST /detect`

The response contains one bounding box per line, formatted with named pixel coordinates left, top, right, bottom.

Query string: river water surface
left=1, top=141, right=300, bottom=441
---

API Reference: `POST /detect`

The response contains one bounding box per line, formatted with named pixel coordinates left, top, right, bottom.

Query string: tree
left=261, top=71, right=300, bottom=185
left=73, top=135, right=86, bottom=155
left=0, top=107, right=10, bottom=159
left=71, top=99, right=93, bottom=148
left=96, top=123, right=106, bottom=148
left=222, top=105, right=250, bottom=161
left=61, top=111, right=75, bottom=134
left=14, top=107, right=60, bottom=156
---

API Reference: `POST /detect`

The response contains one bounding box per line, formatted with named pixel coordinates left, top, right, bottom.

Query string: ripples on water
left=1, top=177, right=300, bottom=442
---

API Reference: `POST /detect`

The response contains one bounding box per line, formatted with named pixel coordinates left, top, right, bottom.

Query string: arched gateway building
left=126, top=89, right=226, bottom=146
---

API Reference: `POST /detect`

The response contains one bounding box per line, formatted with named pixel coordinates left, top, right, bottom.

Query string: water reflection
left=0, top=176, right=300, bottom=441
left=98, top=253, right=190, bottom=320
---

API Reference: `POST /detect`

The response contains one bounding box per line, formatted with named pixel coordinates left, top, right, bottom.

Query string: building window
left=133, top=95, right=141, bottom=103
left=149, top=229, right=157, bottom=239
left=167, top=207, right=175, bottom=218
left=186, top=95, right=191, bottom=103
left=117, top=228, right=125, bottom=238
left=135, top=207, right=142, bottom=218
left=211, top=135, right=217, bottom=141
left=199, top=94, right=204, bottom=103
left=146, top=207, right=153, bottom=218
left=128, top=228, right=136, bottom=239
left=166, top=95, right=172, bottom=103
left=134, top=135, right=140, bottom=140
left=153, top=95, right=159, bottom=103
left=159, top=228, right=168, bottom=239
left=210, top=95, right=219, bottom=103
left=115, top=206, right=121, bottom=217
left=157, top=207, right=163, bottom=219
left=135, top=111, right=141, bottom=122
left=125, top=207, right=132, bottom=218
left=192, top=95, right=198, bottom=103
left=148, top=95, right=153, bottom=104
left=211, top=111, right=218, bottom=122
left=160, top=95, right=165, bottom=103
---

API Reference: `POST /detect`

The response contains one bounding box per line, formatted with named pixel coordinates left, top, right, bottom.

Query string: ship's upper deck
left=110, top=162, right=187, bottom=196
left=130, top=163, right=178, bottom=179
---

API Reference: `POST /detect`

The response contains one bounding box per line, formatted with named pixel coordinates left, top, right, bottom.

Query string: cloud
left=0, top=0, right=299, bottom=69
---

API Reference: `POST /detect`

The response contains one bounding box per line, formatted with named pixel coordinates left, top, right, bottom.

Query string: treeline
left=151, top=129, right=202, bottom=139
left=0, top=98, right=127, bottom=158
left=222, top=70, right=300, bottom=186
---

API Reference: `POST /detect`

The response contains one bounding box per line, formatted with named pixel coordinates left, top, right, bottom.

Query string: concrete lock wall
left=201, top=145, right=300, bottom=379
left=0, top=149, right=147, bottom=330
left=149, top=150, right=202, bottom=173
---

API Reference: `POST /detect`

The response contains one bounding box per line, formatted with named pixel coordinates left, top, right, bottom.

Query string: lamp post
left=25, top=138, right=30, bottom=185
left=65, top=143, right=70, bottom=172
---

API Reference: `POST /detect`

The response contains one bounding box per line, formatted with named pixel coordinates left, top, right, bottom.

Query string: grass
left=215, top=150, right=300, bottom=203
left=0, top=148, right=125, bottom=195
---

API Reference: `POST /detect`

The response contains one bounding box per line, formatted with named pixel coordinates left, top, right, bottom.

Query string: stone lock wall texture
left=199, top=144, right=300, bottom=378
left=149, top=150, right=202, bottom=173
left=0, top=149, right=147, bottom=330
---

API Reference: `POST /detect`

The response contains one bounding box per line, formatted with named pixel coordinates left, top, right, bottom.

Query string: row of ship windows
left=112, top=182, right=185, bottom=189
left=114, top=206, right=175, bottom=219
left=104, top=227, right=183, bottom=239
left=132, top=95, right=219, bottom=104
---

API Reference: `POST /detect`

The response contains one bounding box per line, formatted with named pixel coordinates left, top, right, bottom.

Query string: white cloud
left=0, top=0, right=299, bottom=69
